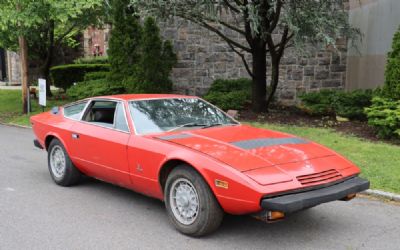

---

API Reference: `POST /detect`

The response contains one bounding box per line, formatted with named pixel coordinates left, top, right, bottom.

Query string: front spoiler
left=33, top=139, right=44, bottom=149
left=261, top=177, right=370, bottom=213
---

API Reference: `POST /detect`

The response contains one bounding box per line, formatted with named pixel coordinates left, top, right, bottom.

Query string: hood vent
left=297, top=169, right=342, bottom=186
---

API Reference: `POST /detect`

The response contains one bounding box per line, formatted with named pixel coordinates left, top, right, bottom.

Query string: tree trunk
left=265, top=57, right=280, bottom=108
left=19, top=36, right=29, bottom=114
left=42, top=20, right=54, bottom=97
left=251, top=42, right=268, bottom=113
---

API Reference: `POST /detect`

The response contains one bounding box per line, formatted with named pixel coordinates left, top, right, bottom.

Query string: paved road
left=1, top=125, right=400, bottom=250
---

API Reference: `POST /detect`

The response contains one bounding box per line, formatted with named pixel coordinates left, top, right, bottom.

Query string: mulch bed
left=239, top=105, right=399, bottom=145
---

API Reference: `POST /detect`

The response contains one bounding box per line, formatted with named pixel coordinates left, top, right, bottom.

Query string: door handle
left=72, top=133, right=80, bottom=139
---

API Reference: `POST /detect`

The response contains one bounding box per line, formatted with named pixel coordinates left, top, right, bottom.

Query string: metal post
left=27, top=84, right=30, bottom=115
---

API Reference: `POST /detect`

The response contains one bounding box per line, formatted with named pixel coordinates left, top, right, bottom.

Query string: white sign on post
left=38, top=78, right=46, bottom=107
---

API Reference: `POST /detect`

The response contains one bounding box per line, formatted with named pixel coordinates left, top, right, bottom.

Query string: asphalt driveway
left=1, top=124, right=399, bottom=250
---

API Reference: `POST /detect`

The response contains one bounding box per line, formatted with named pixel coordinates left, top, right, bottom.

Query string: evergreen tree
left=108, top=0, right=142, bottom=80
left=383, top=27, right=400, bottom=100
left=134, top=17, right=177, bottom=93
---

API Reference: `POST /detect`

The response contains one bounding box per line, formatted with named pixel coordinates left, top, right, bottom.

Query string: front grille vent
left=297, top=169, right=342, bottom=186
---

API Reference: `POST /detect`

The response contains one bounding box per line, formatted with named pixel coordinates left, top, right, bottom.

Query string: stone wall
left=82, top=10, right=349, bottom=104
left=159, top=18, right=348, bottom=104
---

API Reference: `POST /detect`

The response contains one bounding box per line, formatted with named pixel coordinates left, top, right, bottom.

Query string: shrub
left=299, top=89, right=373, bottom=120
left=298, top=90, right=336, bottom=116
left=382, top=26, right=400, bottom=99
left=365, top=97, right=400, bottom=138
left=84, top=71, right=110, bottom=81
left=205, top=91, right=249, bottom=110
left=128, top=79, right=173, bottom=94
left=50, top=64, right=110, bottom=90
left=66, top=79, right=125, bottom=100
left=73, top=56, right=109, bottom=64
left=203, top=78, right=252, bottom=110
left=333, top=90, right=373, bottom=120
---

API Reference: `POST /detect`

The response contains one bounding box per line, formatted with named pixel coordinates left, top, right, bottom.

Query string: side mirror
left=51, top=106, right=59, bottom=115
left=227, top=110, right=239, bottom=119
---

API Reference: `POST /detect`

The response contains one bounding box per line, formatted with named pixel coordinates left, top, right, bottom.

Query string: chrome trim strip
left=157, top=133, right=192, bottom=140
left=231, top=137, right=308, bottom=150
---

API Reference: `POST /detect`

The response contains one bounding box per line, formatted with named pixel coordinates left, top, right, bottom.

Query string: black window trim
left=65, top=98, right=131, bottom=134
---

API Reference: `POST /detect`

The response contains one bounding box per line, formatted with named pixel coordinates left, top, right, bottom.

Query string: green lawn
left=250, top=122, right=400, bottom=194
left=1, top=89, right=399, bottom=193
left=0, top=89, right=70, bottom=126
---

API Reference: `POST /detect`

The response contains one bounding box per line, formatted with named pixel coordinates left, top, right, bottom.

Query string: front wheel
left=47, top=138, right=81, bottom=186
left=164, top=165, right=224, bottom=237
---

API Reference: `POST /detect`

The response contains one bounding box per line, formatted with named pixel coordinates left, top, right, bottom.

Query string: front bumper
left=261, top=177, right=370, bottom=213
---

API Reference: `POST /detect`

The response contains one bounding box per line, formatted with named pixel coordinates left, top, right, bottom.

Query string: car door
left=68, top=99, right=131, bottom=187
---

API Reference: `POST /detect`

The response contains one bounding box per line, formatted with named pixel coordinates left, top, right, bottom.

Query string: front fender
left=160, top=150, right=263, bottom=215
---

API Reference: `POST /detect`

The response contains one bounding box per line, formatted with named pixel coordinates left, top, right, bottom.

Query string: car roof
left=92, top=94, right=196, bottom=101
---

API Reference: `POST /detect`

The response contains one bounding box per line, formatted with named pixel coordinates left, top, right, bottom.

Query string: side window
left=114, top=103, right=129, bottom=132
left=64, top=101, right=88, bottom=120
left=83, top=101, right=117, bottom=128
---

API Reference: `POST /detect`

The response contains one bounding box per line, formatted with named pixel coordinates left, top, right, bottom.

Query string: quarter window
left=114, top=103, right=129, bottom=132
left=63, top=101, right=88, bottom=120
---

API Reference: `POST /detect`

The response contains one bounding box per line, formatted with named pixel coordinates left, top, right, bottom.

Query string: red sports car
left=31, top=94, right=369, bottom=236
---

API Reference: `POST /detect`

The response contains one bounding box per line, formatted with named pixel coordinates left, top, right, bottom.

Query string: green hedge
left=365, top=97, right=400, bottom=138
left=73, top=56, right=109, bottom=64
left=203, top=78, right=252, bottom=110
left=50, top=64, right=110, bottom=90
left=84, top=71, right=110, bottom=81
left=299, top=89, right=373, bottom=120
left=66, top=79, right=125, bottom=100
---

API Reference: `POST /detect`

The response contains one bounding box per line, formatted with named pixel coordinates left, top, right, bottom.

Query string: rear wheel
left=47, top=139, right=81, bottom=186
left=164, top=165, right=224, bottom=236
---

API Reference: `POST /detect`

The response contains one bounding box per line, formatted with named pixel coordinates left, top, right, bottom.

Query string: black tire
left=47, top=138, right=81, bottom=186
left=164, top=165, right=224, bottom=237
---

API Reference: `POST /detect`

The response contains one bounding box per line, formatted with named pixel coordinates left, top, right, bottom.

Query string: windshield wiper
left=167, top=122, right=207, bottom=132
left=201, top=123, right=238, bottom=129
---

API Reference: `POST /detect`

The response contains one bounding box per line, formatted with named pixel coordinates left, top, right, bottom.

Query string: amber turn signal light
left=267, top=211, right=285, bottom=221
left=342, top=193, right=357, bottom=201
left=215, top=179, right=229, bottom=189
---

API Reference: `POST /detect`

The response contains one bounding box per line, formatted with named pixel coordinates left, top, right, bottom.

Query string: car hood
left=153, top=125, right=352, bottom=185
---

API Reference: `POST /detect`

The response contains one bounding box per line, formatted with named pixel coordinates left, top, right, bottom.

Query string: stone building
left=347, top=0, right=400, bottom=90
left=83, top=25, right=111, bottom=57
left=0, top=49, right=21, bottom=85
left=4, top=0, right=400, bottom=104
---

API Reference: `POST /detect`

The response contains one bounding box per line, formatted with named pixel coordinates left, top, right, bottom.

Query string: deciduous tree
left=132, top=0, right=360, bottom=112
left=0, top=0, right=103, bottom=110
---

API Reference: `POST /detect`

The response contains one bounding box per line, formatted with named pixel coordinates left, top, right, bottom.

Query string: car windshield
left=129, top=98, right=238, bottom=135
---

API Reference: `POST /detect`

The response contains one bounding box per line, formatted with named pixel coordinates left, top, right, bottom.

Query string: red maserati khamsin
left=31, top=94, right=369, bottom=236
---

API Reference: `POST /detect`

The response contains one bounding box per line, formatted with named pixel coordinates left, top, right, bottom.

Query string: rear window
left=64, top=101, right=88, bottom=120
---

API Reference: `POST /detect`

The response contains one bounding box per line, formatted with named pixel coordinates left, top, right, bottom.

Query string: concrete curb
left=362, top=189, right=400, bottom=202
left=0, top=122, right=31, bottom=129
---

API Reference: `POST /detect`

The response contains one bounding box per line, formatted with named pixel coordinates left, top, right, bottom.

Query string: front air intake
left=297, top=169, right=342, bottom=186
